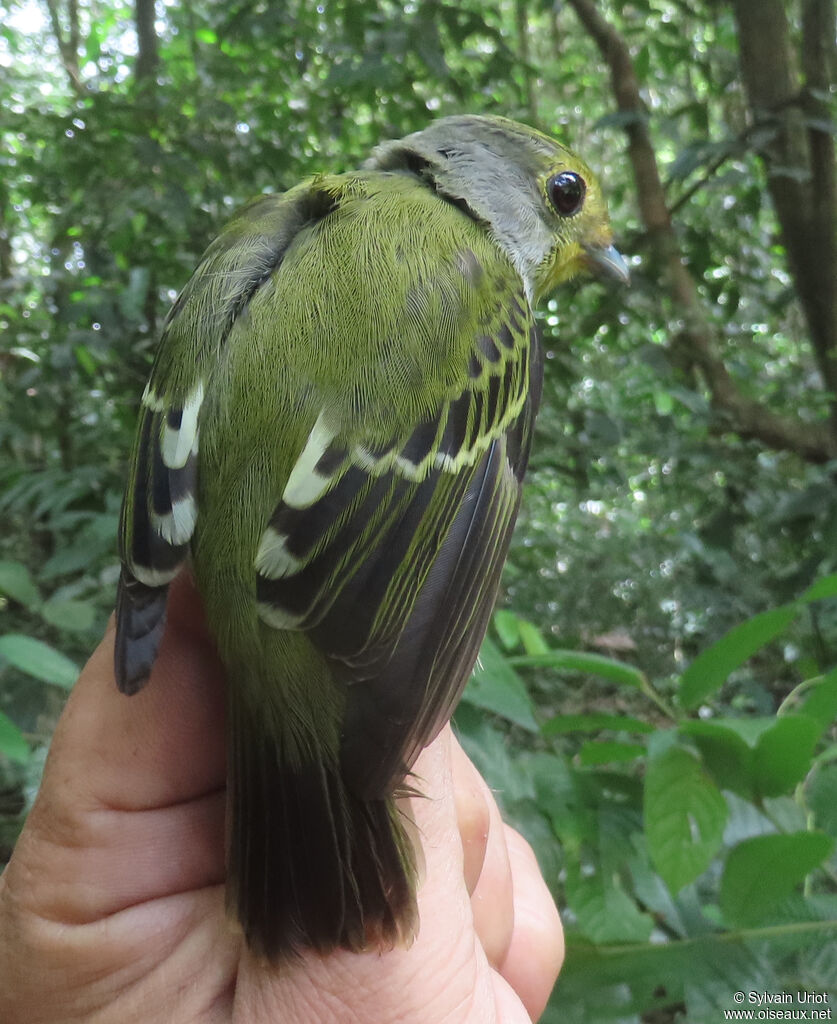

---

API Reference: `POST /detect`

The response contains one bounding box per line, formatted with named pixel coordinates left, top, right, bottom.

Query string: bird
left=114, top=114, right=628, bottom=960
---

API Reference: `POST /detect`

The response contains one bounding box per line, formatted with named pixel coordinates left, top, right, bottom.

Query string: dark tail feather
left=114, top=569, right=169, bottom=695
left=226, top=696, right=419, bottom=960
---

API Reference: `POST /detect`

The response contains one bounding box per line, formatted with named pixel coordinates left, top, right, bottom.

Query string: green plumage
left=115, top=115, right=626, bottom=958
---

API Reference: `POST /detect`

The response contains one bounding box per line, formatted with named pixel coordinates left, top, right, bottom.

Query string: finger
left=11, top=787, right=227, bottom=923
left=468, top=776, right=514, bottom=970
left=47, top=571, right=226, bottom=814
left=491, top=972, right=537, bottom=1024
left=499, top=828, right=564, bottom=1022
left=406, top=726, right=474, bottom=916
left=450, top=735, right=490, bottom=895
left=7, top=573, right=229, bottom=920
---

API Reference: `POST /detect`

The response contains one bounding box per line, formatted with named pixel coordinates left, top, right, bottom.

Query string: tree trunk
left=134, top=0, right=159, bottom=84
left=732, top=0, right=837, bottom=436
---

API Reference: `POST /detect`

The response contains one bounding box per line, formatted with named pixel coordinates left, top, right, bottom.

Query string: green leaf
left=492, top=609, right=519, bottom=650
left=85, top=20, right=102, bottom=61
left=645, top=745, right=728, bottom=893
left=685, top=716, right=776, bottom=746
left=799, top=668, right=837, bottom=731
left=752, top=714, right=821, bottom=797
left=808, top=764, right=837, bottom=834
left=39, top=544, right=102, bottom=580
left=679, top=605, right=799, bottom=709
left=799, top=574, right=837, bottom=604
left=464, top=636, right=539, bottom=732
left=40, top=598, right=96, bottom=632
left=653, top=388, right=673, bottom=415
left=634, top=43, right=650, bottom=82
left=74, top=344, right=97, bottom=376
left=0, top=633, right=79, bottom=688
left=0, top=560, right=41, bottom=609
left=565, top=861, right=654, bottom=944
left=518, top=618, right=550, bottom=656
left=556, top=934, right=769, bottom=1023
left=720, top=832, right=835, bottom=927
left=0, top=709, right=29, bottom=764
left=543, top=711, right=654, bottom=736
left=509, top=650, right=646, bottom=689
left=762, top=794, right=807, bottom=834
left=679, top=720, right=754, bottom=795
left=579, top=740, right=646, bottom=765
left=528, top=751, right=579, bottom=831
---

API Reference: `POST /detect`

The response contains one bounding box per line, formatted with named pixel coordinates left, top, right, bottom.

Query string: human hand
left=0, top=575, right=563, bottom=1023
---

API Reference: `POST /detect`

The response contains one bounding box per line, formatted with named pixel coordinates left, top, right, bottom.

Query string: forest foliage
left=1, top=1, right=836, bottom=1020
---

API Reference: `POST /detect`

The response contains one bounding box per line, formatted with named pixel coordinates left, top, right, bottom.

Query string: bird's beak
left=582, top=243, right=631, bottom=286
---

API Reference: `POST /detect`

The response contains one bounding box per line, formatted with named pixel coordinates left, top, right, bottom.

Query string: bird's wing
left=115, top=189, right=337, bottom=692
left=248, top=190, right=544, bottom=798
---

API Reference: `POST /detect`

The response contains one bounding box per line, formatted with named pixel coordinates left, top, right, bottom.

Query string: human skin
left=0, top=574, right=563, bottom=1023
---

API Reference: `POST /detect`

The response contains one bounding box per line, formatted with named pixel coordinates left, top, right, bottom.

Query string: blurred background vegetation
left=1, top=0, right=836, bottom=1020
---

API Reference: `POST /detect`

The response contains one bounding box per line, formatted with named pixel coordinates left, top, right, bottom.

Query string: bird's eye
left=547, top=171, right=586, bottom=217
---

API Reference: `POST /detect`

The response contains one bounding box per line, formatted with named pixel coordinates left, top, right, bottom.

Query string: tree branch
left=68, top=0, right=79, bottom=60
left=0, top=196, right=12, bottom=282
left=514, top=0, right=538, bottom=126
left=42, top=0, right=84, bottom=95
left=667, top=147, right=733, bottom=217
left=565, top=0, right=837, bottom=463
left=134, top=0, right=159, bottom=84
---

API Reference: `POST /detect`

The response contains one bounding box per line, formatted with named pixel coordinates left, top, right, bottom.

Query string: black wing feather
left=255, top=313, right=543, bottom=801
left=337, top=435, right=520, bottom=798
left=115, top=188, right=339, bottom=693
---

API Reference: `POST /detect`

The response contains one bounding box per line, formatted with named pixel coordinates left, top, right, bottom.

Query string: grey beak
left=583, top=243, right=631, bottom=286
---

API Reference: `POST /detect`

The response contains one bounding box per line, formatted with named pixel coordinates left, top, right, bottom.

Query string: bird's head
left=368, top=114, right=628, bottom=302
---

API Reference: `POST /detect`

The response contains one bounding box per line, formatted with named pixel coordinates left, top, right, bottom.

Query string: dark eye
left=547, top=171, right=586, bottom=217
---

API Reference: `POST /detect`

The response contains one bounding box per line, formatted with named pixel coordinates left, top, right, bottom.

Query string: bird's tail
left=225, top=687, right=419, bottom=959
